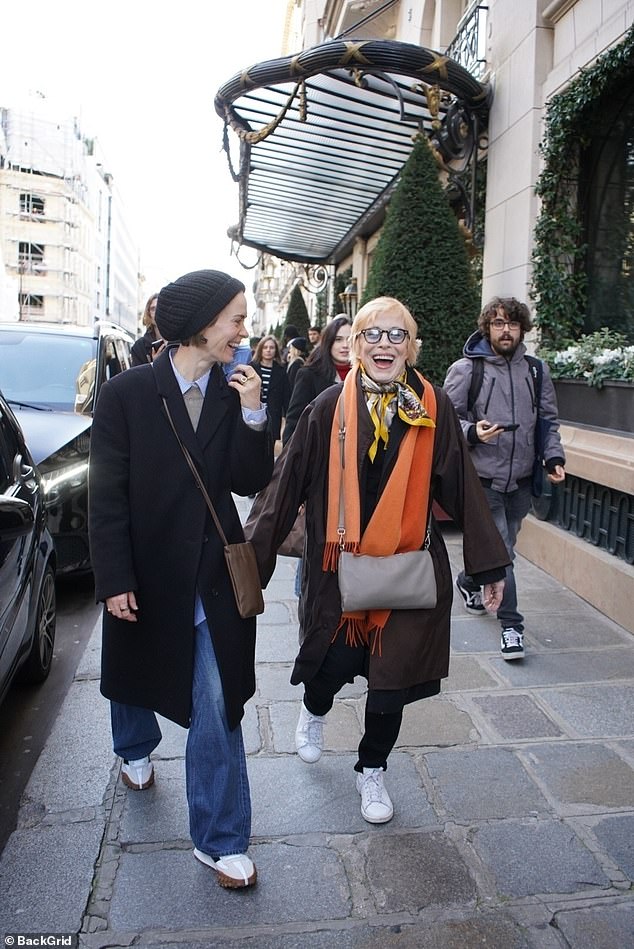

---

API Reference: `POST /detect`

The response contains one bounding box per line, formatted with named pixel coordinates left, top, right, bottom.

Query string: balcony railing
left=17, top=258, right=47, bottom=276
left=446, top=4, right=488, bottom=80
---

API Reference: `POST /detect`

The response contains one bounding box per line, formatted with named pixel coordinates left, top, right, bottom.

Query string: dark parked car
left=0, top=321, right=134, bottom=574
left=0, top=391, right=57, bottom=705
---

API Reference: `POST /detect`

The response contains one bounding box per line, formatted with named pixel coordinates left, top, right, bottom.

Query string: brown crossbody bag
left=162, top=399, right=264, bottom=619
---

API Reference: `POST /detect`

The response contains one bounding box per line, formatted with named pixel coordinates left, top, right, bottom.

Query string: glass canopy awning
left=215, top=38, right=491, bottom=266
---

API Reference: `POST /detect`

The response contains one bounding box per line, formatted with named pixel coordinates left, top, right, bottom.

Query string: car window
left=0, top=331, right=96, bottom=412
left=0, top=408, right=18, bottom=494
left=113, top=337, right=132, bottom=372
left=103, top=337, right=128, bottom=380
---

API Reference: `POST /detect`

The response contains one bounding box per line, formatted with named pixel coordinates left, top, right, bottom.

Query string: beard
left=490, top=336, right=521, bottom=357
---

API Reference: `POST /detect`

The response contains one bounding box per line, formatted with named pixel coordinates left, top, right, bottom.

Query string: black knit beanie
left=155, top=270, right=246, bottom=342
left=289, top=337, right=309, bottom=356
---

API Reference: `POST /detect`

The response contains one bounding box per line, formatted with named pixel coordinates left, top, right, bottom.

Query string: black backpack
left=467, top=354, right=543, bottom=414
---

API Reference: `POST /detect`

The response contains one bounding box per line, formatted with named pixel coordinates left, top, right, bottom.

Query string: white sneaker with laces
left=500, top=626, right=525, bottom=660
left=295, top=702, right=326, bottom=763
left=193, top=848, right=257, bottom=888
left=121, top=756, right=154, bottom=790
left=356, top=767, right=394, bottom=823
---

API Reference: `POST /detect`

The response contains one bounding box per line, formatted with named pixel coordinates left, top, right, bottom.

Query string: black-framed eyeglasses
left=359, top=327, right=409, bottom=344
left=490, top=318, right=521, bottom=330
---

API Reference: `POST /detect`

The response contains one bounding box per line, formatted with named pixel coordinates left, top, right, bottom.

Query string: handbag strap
left=162, top=397, right=230, bottom=547
left=336, top=392, right=432, bottom=551
left=337, top=395, right=347, bottom=549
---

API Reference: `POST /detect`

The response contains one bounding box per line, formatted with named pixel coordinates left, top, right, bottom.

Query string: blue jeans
left=110, top=619, right=251, bottom=858
left=458, top=480, right=532, bottom=631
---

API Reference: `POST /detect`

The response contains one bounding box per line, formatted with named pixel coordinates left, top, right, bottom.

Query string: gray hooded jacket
left=443, top=330, right=565, bottom=493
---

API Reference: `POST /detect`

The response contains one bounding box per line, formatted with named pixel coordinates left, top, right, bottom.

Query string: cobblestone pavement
left=1, top=502, right=633, bottom=948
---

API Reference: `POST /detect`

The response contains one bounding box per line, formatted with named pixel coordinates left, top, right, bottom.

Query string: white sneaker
left=295, top=702, right=325, bottom=763
left=193, top=848, right=257, bottom=888
left=121, top=756, right=154, bottom=790
left=356, top=767, right=394, bottom=823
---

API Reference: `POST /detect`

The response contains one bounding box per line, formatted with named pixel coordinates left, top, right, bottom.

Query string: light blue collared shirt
left=168, top=352, right=266, bottom=624
left=169, top=352, right=267, bottom=428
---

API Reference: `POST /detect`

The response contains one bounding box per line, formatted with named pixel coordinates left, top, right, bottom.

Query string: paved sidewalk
left=1, top=501, right=634, bottom=947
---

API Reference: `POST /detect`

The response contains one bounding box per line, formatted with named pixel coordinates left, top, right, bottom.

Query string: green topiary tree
left=362, top=134, right=480, bottom=384
left=284, top=284, right=310, bottom=337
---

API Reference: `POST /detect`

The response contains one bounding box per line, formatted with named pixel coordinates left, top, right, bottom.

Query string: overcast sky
left=0, top=0, right=289, bottom=312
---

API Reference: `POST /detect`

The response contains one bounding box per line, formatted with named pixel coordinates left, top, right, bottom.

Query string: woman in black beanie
left=89, top=269, right=273, bottom=890
left=286, top=336, right=309, bottom=392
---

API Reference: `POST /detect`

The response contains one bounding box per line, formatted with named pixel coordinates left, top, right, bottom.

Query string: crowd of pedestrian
left=91, top=279, right=565, bottom=890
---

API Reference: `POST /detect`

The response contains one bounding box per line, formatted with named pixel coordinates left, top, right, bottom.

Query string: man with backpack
left=444, top=297, right=565, bottom=660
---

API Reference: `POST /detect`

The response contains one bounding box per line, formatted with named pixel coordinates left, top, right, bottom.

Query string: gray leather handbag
left=335, top=397, right=437, bottom=613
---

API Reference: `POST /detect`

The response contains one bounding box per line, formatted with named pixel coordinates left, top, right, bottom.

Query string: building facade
left=227, top=0, right=634, bottom=628
left=0, top=100, right=141, bottom=334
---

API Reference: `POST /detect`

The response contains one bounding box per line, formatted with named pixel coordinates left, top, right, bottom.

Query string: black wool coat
left=88, top=350, right=274, bottom=729
left=246, top=371, right=510, bottom=697
left=130, top=329, right=155, bottom=366
left=282, top=363, right=338, bottom=445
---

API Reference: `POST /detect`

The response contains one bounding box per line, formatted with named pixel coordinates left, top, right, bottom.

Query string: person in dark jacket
left=444, top=296, right=565, bottom=660
left=130, top=293, right=164, bottom=366
left=282, top=316, right=352, bottom=596
left=282, top=314, right=352, bottom=446
left=286, top=336, right=309, bottom=392
left=250, top=335, right=290, bottom=442
left=280, top=323, right=300, bottom=365
left=307, top=325, right=322, bottom=349
left=89, top=269, right=273, bottom=889
left=245, top=296, right=509, bottom=825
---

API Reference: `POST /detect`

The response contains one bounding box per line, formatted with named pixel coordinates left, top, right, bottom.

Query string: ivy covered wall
left=531, top=24, right=634, bottom=345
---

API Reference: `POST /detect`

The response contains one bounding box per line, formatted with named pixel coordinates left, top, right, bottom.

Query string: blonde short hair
left=350, top=296, right=419, bottom=368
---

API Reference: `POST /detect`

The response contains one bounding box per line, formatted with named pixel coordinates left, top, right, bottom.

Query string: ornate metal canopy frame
left=215, top=38, right=491, bottom=265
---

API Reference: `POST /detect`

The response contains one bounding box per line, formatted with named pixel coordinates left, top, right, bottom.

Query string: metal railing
left=447, top=4, right=488, bottom=79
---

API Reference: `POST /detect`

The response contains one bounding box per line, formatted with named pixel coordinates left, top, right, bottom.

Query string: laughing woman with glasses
left=245, top=295, right=510, bottom=824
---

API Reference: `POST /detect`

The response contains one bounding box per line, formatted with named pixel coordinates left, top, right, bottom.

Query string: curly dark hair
left=478, top=297, right=533, bottom=338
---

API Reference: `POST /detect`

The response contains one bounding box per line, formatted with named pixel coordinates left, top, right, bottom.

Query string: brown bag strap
left=162, top=397, right=229, bottom=547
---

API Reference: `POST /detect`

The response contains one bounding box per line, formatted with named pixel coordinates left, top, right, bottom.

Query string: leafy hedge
left=362, top=134, right=480, bottom=384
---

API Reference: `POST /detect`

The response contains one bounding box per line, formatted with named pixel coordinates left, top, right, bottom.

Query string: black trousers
left=303, top=636, right=403, bottom=772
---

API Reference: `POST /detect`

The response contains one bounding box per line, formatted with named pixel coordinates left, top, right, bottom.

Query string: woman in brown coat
left=246, top=296, right=509, bottom=824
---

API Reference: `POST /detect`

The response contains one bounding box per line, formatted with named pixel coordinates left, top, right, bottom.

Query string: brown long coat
left=245, top=370, right=509, bottom=694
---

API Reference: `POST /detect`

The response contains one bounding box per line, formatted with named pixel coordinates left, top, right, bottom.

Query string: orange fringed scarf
left=323, top=366, right=437, bottom=651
